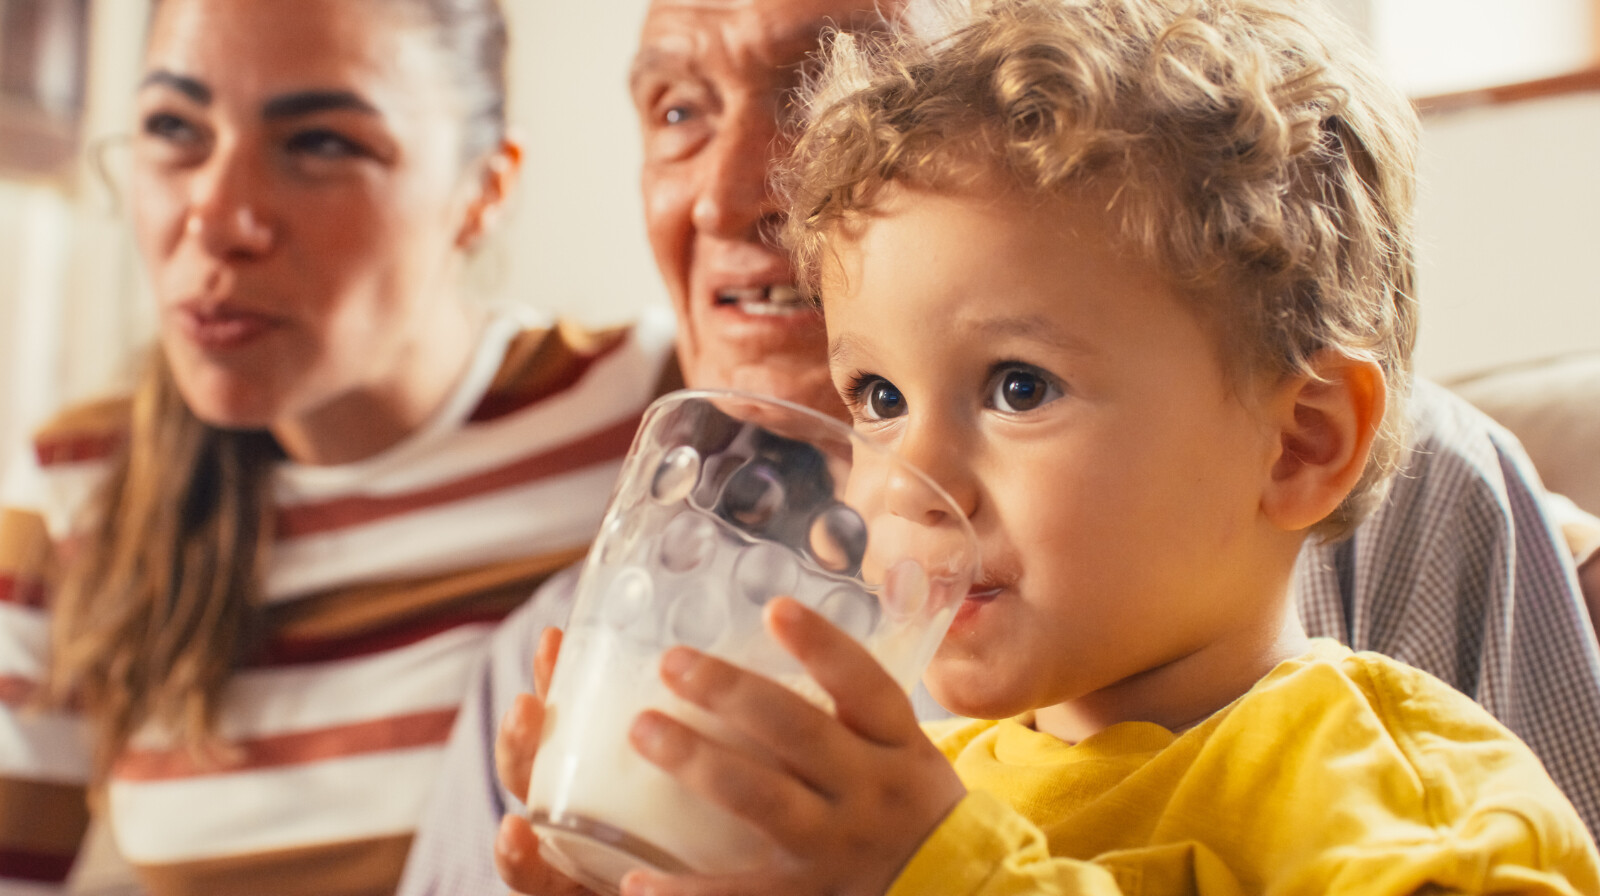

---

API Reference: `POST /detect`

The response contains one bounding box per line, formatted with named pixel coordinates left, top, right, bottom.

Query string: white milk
left=528, top=626, right=783, bottom=891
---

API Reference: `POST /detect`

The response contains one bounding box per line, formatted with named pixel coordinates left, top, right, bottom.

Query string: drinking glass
left=526, top=389, right=979, bottom=894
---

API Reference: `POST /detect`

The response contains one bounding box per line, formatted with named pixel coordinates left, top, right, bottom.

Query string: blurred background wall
left=0, top=0, right=1596, bottom=467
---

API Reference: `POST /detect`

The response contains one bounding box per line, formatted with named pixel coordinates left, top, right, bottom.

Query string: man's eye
left=643, top=98, right=713, bottom=161
left=989, top=368, right=1059, bottom=413
left=865, top=379, right=906, bottom=420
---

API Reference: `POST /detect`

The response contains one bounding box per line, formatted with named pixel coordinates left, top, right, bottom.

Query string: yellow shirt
left=893, top=640, right=1600, bottom=895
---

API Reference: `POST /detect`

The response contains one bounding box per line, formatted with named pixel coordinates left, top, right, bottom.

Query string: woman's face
left=133, top=0, right=494, bottom=461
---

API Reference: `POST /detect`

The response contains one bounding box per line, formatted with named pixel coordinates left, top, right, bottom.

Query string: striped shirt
left=0, top=305, right=677, bottom=896
left=396, top=378, right=1600, bottom=895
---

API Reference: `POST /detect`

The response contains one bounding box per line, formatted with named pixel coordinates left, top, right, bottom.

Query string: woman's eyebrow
left=140, top=70, right=210, bottom=104
left=136, top=73, right=377, bottom=122
left=262, top=90, right=379, bottom=119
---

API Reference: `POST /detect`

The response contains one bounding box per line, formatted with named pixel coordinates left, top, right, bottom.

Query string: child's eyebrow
left=828, top=334, right=865, bottom=367
left=829, top=315, right=1094, bottom=363
left=969, top=314, right=1096, bottom=355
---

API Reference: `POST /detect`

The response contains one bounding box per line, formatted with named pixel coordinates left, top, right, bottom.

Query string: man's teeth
left=767, top=285, right=803, bottom=306
left=715, top=285, right=808, bottom=315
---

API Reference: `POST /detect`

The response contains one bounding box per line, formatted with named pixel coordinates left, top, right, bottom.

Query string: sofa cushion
left=1445, top=352, right=1600, bottom=517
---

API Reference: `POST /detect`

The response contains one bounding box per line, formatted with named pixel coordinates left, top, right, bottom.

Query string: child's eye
left=868, top=380, right=907, bottom=419
left=845, top=375, right=908, bottom=421
left=987, top=366, right=1061, bottom=413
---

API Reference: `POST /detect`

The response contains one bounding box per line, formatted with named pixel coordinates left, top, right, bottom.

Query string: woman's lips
left=176, top=303, right=277, bottom=350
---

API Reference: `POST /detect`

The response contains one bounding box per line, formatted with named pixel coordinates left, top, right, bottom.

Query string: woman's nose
left=185, top=146, right=276, bottom=257
left=185, top=206, right=274, bottom=257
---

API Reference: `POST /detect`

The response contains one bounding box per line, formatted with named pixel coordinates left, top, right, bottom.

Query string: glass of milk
left=525, top=389, right=980, bottom=894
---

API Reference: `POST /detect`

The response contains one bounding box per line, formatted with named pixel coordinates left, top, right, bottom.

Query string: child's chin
left=925, top=667, right=1018, bottom=722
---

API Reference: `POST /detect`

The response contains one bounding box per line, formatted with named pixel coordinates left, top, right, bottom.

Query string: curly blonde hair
left=782, top=0, right=1419, bottom=539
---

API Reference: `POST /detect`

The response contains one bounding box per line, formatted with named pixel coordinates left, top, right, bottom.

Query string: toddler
left=504, top=0, right=1600, bottom=892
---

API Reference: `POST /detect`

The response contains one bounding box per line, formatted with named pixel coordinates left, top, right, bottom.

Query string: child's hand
left=492, top=628, right=598, bottom=895
left=620, top=596, right=965, bottom=896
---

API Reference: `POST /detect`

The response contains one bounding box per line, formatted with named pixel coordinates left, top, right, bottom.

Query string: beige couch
left=1446, top=352, right=1600, bottom=518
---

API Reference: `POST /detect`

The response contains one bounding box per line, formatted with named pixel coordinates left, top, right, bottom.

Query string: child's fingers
left=494, top=813, right=595, bottom=895
left=628, top=707, right=832, bottom=851
left=764, top=596, right=922, bottom=746
left=638, top=600, right=961, bottom=893
left=654, top=644, right=850, bottom=797
left=495, top=692, right=544, bottom=804
left=534, top=626, right=563, bottom=700
left=619, top=867, right=777, bottom=896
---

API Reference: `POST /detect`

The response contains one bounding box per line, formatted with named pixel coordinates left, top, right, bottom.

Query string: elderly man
left=397, top=2, right=1600, bottom=891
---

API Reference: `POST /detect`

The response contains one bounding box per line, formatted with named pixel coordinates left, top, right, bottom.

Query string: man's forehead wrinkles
left=639, top=1, right=895, bottom=56
left=649, top=0, right=751, bottom=9
left=631, top=35, right=699, bottom=86
left=634, top=15, right=854, bottom=87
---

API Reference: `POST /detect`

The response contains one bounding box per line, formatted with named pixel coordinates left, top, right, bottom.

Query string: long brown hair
left=46, top=354, right=278, bottom=774
left=45, top=0, right=510, bottom=778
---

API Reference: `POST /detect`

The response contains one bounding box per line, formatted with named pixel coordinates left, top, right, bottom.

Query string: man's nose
left=690, top=108, right=783, bottom=242
left=184, top=142, right=276, bottom=258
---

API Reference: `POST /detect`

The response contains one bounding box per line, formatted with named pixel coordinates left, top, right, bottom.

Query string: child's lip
left=965, top=585, right=1004, bottom=601
left=953, top=586, right=1002, bottom=628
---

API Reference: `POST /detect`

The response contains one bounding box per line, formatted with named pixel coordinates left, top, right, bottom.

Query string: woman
left=0, top=0, right=674, bottom=892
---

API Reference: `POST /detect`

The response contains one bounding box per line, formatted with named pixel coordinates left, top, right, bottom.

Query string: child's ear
left=455, top=136, right=524, bottom=250
left=1260, top=352, right=1386, bottom=532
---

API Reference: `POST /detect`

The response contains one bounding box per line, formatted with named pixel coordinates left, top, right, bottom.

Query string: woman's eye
left=863, top=379, right=907, bottom=420
left=286, top=130, right=364, bottom=159
left=136, top=112, right=209, bottom=166
left=989, top=368, right=1060, bottom=413
left=142, top=112, right=201, bottom=145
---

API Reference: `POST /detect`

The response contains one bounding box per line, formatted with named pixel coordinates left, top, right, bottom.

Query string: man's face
left=632, top=0, right=899, bottom=417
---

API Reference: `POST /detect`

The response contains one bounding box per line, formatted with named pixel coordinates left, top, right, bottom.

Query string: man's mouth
left=713, top=284, right=809, bottom=316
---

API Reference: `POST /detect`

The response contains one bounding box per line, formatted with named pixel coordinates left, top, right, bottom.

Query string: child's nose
left=886, top=426, right=978, bottom=526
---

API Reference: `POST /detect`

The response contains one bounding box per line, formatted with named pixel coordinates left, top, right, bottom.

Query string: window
left=0, top=0, right=91, bottom=178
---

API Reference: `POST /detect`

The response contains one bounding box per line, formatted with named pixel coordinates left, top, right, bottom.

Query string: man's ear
left=1260, top=351, right=1386, bottom=532
left=455, top=136, right=524, bottom=250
